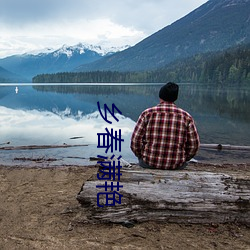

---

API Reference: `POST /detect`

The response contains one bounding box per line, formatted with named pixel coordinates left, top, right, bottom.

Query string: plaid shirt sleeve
left=185, top=118, right=200, bottom=161
left=130, top=112, right=147, bottom=158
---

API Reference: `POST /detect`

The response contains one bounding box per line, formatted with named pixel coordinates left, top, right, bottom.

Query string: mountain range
left=0, top=66, right=24, bottom=83
left=75, top=0, right=250, bottom=72
left=0, top=0, right=249, bottom=82
left=0, top=44, right=129, bottom=82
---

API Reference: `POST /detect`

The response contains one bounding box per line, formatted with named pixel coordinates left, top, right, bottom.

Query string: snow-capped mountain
left=29, top=43, right=130, bottom=58
left=0, top=43, right=130, bottom=82
left=51, top=43, right=130, bottom=58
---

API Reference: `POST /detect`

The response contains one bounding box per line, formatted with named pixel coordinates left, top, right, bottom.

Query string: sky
left=0, top=0, right=208, bottom=58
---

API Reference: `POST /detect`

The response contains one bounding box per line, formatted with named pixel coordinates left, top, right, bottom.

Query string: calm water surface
left=0, top=83, right=249, bottom=166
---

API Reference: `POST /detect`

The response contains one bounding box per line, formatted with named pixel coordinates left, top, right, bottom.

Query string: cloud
left=0, top=0, right=73, bottom=25
left=0, top=106, right=135, bottom=145
left=0, top=0, right=208, bottom=57
left=0, top=105, right=138, bottom=166
left=0, top=17, right=145, bottom=57
left=0, top=0, right=207, bottom=32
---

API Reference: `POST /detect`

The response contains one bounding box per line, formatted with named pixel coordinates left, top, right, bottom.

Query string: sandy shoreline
left=0, top=163, right=249, bottom=250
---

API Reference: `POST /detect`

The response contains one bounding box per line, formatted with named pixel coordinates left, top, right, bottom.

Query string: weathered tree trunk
left=77, top=166, right=250, bottom=225
left=200, top=143, right=250, bottom=151
left=0, top=144, right=88, bottom=150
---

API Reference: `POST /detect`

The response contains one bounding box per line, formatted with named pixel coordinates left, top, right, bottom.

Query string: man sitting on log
left=130, top=82, right=200, bottom=170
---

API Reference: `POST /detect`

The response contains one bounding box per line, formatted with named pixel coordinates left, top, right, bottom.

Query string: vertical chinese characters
left=96, top=102, right=124, bottom=207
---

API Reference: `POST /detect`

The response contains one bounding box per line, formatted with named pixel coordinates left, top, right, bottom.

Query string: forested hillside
left=75, top=0, right=250, bottom=72
left=33, top=43, right=250, bottom=85
left=152, top=43, right=250, bottom=84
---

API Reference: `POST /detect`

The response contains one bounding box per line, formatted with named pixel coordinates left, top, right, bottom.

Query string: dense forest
left=153, top=43, right=250, bottom=84
left=32, top=43, right=250, bottom=85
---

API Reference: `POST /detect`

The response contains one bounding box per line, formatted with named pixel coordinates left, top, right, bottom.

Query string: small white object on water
left=15, top=86, right=18, bottom=94
left=188, top=158, right=198, bottom=163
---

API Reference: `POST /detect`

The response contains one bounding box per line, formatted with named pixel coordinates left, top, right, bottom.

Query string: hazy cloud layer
left=0, top=0, right=207, bottom=57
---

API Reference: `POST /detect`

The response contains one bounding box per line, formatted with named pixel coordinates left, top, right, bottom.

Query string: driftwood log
left=200, top=143, right=250, bottom=151
left=0, top=144, right=88, bottom=150
left=77, top=165, right=250, bottom=225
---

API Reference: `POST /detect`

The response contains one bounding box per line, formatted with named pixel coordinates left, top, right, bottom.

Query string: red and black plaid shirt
left=130, top=102, right=200, bottom=169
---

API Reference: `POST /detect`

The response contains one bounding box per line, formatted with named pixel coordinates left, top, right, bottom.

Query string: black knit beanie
left=159, top=82, right=179, bottom=102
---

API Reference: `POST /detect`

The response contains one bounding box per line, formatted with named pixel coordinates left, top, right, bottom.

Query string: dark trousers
left=138, top=158, right=188, bottom=170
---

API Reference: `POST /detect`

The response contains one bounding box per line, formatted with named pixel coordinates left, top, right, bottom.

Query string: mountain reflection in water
left=0, top=83, right=249, bottom=166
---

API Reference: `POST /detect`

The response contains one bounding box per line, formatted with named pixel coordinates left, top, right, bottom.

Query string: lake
left=0, top=83, right=250, bottom=167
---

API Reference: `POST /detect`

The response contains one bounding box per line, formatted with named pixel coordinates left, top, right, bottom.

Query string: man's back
left=130, top=82, right=199, bottom=170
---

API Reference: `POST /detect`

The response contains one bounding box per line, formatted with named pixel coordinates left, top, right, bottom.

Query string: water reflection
left=0, top=83, right=249, bottom=166
left=178, top=84, right=250, bottom=123
left=33, top=83, right=250, bottom=123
